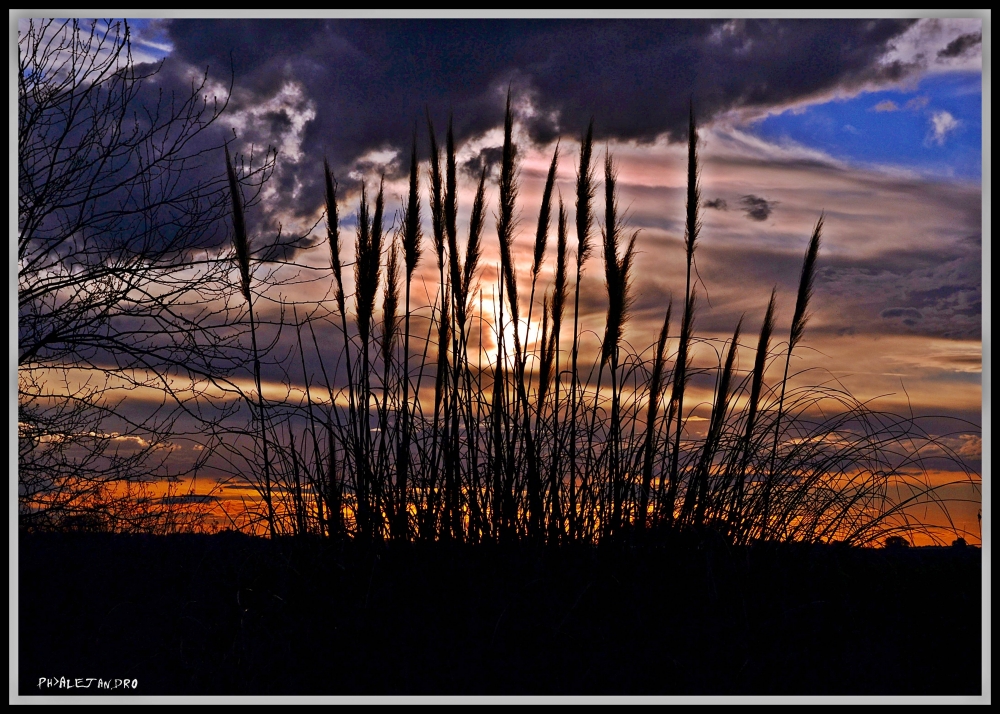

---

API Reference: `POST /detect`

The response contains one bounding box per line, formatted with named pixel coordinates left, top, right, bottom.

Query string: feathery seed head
left=600, top=153, right=638, bottom=366
left=225, top=144, right=252, bottom=303
left=355, top=183, right=381, bottom=343
left=382, top=237, right=400, bottom=364
left=403, top=137, right=422, bottom=280
left=684, top=101, right=701, bottom=262
left=446, top=121, right=464, bottom=314
left=427, top=113, right=445, bottom=272
left=552, top=197, right=568, bottom=333
left=323, top=159, right=344, bottom=293
left=462, top=168, right=487, bottom=304
left=537, top=293, right=555, bottom=401
left=575, top=120, right=595, bottom=269
left=445, top=117, right=458, bottom=251
left=532, top=143, right=559, bottom=278
left=790, top=215, right=823, bottom=351
left=496, top=89, right=520, bottom=321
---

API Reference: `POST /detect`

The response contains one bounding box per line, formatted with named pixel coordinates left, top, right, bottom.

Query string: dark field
left=17, top=533, right=981, bottom=697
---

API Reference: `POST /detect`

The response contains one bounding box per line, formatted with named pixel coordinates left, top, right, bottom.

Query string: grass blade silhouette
left=226, top=144, right=275, bottom=539
left=763, top=215, right=823, bottom=541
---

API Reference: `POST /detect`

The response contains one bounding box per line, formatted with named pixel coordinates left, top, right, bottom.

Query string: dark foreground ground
left=18, top=532, right=982, bottom=696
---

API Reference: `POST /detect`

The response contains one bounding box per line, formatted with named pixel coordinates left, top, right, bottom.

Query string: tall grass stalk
left=638, top=303, right=671, bottom=532
left=323, top=159, right=360, bottom=529
left=664, top=291, right=696, bottom=527
left=225, top=145, right=276, bottom=539
left=600, top=152, right=638, bottom=538
left=493, top=91, right=546, bottom=540
left=568, top=120, right=595, bottom=540
left=377, top=237, right=400, bottom=522
left=458, top=168, right=488, bottom=540
left=293, top=303, right=327, bottom=536
left=396, top=135, right=422, bottom=541
left=425, top=116, right=451, bottom=539
left=353, top=179, right=385, bottom=540
left=663, top=103, right=701, bottom=529
left=763, top=216, right=822, bottom=540
left=728, top=288, right=776, bottom=541
left=547, top=199, right=570, bottom=540
left=684, top=317, right=742, bottom=527
left=523, top=143, right=559, bottom=378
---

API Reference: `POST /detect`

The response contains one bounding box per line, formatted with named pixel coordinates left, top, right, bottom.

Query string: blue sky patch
left=745, top=71, right=982, bottom=180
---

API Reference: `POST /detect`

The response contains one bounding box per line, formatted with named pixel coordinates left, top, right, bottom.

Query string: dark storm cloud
left=703, top=198, right=728, bottom=210
left=740, top=195, right=775, bottom=221
left=881, top=307, right=923, bottom=320
left=165, top=18, right=919, bottom=215
left=263, top=110, right=293, bottom=135
left=938, top=31, right=982, bottom=58
left=463, top=146, right=506, bottom=180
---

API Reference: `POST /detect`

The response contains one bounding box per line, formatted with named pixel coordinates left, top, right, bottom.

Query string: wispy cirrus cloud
left=872, top=96, right=929, bottom=113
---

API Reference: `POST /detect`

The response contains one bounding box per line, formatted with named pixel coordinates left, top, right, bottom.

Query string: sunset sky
left=18, top=14, right=985, bottom=535
left=126, top=20, right=982, bottom=392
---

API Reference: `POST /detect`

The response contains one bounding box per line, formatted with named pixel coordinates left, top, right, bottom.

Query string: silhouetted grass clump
left=223, top=93, right=978, bottom=549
